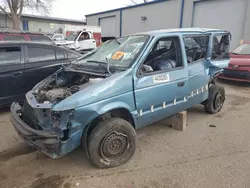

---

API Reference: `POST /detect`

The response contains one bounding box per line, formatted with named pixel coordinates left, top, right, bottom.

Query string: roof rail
left=0, top=30, right=47, bottom=35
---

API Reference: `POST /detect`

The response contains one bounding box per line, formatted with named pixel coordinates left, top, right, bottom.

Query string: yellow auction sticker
left=112, top=51, right=125, bottom=60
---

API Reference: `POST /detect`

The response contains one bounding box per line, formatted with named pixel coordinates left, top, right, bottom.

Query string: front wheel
left=88, top=118, right=136, bottom=168
left=204, top=84, right=225, bottom=114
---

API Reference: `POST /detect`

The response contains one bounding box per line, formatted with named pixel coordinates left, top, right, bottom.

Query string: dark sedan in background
left=0, top=42, right=81, bottom=107
left=0, top=31, right=54, bottom=44
left=218, top=42, right=250, bottom=83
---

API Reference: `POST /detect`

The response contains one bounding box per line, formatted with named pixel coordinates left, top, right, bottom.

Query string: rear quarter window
left=28, top=35, right=52, bottom=43
left=67, top=51, right=80, bottom=59
left=3, top=35, right=26, bottom=41
left=28, top=47, right=55, bottom=63
left=56, top=50, right=67, bottom=60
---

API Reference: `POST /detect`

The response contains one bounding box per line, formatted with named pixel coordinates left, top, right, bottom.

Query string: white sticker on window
left=153, top=74, right=170, bottom=84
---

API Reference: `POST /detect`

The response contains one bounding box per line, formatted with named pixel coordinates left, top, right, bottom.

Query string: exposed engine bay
left=33, top=70, right=104, bottom=103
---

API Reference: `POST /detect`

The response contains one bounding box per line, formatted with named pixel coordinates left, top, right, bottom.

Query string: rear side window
left=28, top=35, right=52, bottom=43
left=183, top=36, right=209, bottom=64
left=54, top=35, right=63, bottom=39
left=212, top=34, right=230, bottom=60
left=3, top=35, right=26, bottom=41
left=67, top=52, right=80, bottom=59
left=0, top=47, right=21, bottom=65
left=56, top=50, right=67, bottom=60
left=28, top=47, right=55, bottom=63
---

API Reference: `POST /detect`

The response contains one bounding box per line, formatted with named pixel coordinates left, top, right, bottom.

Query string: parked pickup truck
left=11, top=28, right=231, bottom=168
left=56, top=28, right=101, bottom=53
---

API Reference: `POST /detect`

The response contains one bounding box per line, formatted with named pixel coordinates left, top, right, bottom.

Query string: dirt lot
left=1, top=81, right=250, bottom=188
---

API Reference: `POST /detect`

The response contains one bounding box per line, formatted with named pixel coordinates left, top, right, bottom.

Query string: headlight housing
left=51, top=110, right=75, bottom=129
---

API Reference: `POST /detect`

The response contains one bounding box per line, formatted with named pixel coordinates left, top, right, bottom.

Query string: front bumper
left=11, top=103, right=72, bottom=158
left=218, top=69, right=250, bottom=83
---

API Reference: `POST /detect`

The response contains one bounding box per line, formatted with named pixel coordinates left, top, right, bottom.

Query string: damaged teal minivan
left=11, top=28, right=231, bottom=168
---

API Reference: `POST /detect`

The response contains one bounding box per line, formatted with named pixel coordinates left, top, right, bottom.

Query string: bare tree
left=0, top=0, right=54, bottom=30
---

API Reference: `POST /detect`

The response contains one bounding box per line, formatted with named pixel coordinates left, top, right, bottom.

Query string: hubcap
left=214, top=93, right=223, bottom=110
left=101, top=131, right=128, bottom=159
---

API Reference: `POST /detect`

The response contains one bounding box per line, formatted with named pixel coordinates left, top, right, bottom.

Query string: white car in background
left=50, top=33, right=64, bottom=42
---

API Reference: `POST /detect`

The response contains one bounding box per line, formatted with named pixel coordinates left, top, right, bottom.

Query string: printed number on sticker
left=153, top=74, right=170, bottom=84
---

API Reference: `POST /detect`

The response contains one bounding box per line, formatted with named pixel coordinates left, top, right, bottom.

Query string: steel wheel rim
left=214, top=93, right=223, bottom=110
left=101, top=131, right=128, bottom=159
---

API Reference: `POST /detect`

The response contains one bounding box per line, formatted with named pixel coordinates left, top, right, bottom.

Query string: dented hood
left=52, top=69, right=133, bottom=111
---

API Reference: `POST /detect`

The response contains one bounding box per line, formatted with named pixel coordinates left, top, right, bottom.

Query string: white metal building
left=86, top=0, right=250, bottom=49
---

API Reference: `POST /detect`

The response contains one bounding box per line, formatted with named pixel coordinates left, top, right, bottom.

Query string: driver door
left=0, top=45, right=26, bottom=106
left=133, top=36, right=189, bottom=128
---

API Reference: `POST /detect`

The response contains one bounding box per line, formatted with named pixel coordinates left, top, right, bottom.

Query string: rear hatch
left=207, top=32, right=231, bottom=76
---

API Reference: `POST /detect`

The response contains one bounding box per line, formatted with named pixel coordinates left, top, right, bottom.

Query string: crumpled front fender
left=72, top=91, right=136, bottom=129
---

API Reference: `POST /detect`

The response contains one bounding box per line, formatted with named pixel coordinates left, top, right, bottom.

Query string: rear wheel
left=204, top=84, right=225, bottom=114
left=88, top=118, right=136, bottom=168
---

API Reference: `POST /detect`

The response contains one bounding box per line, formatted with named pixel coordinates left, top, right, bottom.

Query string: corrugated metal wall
left=86, top=11, right=121, bottom=37
left=86, top=0, right=250, bottom=49
left=100, top=16, right=117, bottom=37
left=192, top=0, right=248, bottom=49
left=121, top=0, right=180, bottom=36
left=86, top=0, right=181, bottom=37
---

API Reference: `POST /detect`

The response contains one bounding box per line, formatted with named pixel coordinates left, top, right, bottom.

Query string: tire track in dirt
left=0, top=144, right=35, bottom=162
left=29, top=175, right=71, bottom=188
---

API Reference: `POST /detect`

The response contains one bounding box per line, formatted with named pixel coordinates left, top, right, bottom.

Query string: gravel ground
left=0, top=81, right=250, bottom=188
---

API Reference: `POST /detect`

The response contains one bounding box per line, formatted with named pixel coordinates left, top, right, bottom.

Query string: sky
left=51, top=0, right=137, bottom=21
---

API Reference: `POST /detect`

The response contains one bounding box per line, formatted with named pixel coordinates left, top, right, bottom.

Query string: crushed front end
left=11, top=100, right=81, bottom=158
left=11, top=68, right=105, bottom=158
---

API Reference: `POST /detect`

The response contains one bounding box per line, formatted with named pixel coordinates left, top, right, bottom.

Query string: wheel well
left=83, top=108, right=135, bottom=148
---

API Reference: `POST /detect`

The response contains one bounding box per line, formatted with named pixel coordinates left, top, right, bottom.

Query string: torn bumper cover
left=11, top=102, right=72, bottom=159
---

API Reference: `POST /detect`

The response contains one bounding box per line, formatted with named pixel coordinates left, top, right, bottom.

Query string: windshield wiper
left=105, top=57, right=112, bottom=75
left=86, top=60, right=112, bottom=75
left=114, top=38, right=120, bottom=45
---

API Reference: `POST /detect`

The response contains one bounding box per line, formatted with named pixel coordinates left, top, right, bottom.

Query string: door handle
left=13, top=71, right=22, bottom=76
left=177, top=81, right=185, bottom=87
left=92, top=41, right=96, bottom=43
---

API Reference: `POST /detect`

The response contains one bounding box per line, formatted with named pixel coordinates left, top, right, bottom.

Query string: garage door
left=100, top=16, right=116, bottom=37
left=193, top=0, right=247, bottom=50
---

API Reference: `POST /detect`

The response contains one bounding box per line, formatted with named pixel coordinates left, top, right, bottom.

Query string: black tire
left=204, top=84, right=225, bottom=114
left=88, top=118, right=136, bottom=168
